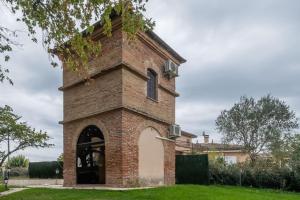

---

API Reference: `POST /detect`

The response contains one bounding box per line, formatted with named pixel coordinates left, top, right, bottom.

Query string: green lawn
left=1, top=185, right=299, bottom=200
left=0, top=184, right=8, bottom=193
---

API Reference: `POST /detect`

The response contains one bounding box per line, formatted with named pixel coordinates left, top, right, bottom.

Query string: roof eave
left=146, top=30, right=187, bottom=64
left=181, top=131, right=197, bottom=138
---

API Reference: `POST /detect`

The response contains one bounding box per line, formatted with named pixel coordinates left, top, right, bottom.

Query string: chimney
left=202, top=131, right=209, bottom=144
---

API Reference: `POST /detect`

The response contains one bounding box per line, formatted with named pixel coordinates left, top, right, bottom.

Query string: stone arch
left=138, top=126, right=164, bottom=186
left=72, top=118, right=109, bottom=184
left=72, top=118, right=109, bottom=147
left=135, top=120, right=167, bottom=146
left=76, top=125, right=105, bottom=184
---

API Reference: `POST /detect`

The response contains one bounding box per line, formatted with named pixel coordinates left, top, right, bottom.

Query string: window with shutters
left=147, top=69, right=157, bottom=100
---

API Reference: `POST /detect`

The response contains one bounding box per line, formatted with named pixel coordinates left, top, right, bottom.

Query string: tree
left=0, top=105, right=52, bottom=167
left=57, top=153, right=63, bottom=162
left=290, top=134, right=300, bottom=173
left=1, top=0, right=154, bottom=84
left=216, top=95, right=299, bottom=163
left=7, top=155, right=29, bottom=168
left=268, top=132, right=293, bottom=166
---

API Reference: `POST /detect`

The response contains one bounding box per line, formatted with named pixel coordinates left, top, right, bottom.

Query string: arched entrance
left=76, top=125, right=105, bottom=184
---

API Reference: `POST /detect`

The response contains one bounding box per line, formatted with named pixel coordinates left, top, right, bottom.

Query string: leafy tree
left=7, top=155, right=29, bottom=168
left=0, top=0, right=154, bottom=84
left=268, top=132, right=293, bottom=166
left=57, top=153, right=63, bottom=162
left=0, top=105, right=52, bottom=167
left=290, top=134, right=300, bottom=173
left=216, top=95, right=299, bottom=163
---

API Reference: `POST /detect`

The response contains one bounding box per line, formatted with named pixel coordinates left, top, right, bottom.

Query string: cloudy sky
left=1, top=0, right=300, bottom=161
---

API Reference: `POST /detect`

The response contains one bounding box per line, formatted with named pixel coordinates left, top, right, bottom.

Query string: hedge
left=209, top=159, right=300, bottom=192
left=28, top=161, right=63, bottom=179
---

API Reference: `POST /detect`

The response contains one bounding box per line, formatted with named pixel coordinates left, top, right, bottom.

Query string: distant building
left=193, top=133, right=249, bottom=164
left=176, top=132, right=249, bottom=164
left=175, top=131, right=197, bottom=155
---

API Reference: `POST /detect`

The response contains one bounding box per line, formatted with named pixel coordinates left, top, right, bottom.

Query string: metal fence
left=175, top=154, right=209, bottom=185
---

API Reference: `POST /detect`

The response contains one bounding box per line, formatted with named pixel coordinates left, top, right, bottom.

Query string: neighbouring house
left=58, top=16, right=186, bottom=187
left=193, top=133, right=249, bottom=164
left=175, top=131, right=198, bottom=155
left=176, top=132, right=249, bottom=164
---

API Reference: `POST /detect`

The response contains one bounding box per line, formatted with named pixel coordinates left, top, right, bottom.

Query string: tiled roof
left=193, top=143, right=244, bottom=151
left=181, top=131, right=197, bottom=138
left=146, top=30, right=186, bottom=63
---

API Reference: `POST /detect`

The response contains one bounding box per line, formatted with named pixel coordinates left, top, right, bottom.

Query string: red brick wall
left=63, top=27, right=123, bottom=87
left=63, top=69, right=122, bottom=122
left=63, top=109, right=175, bottom=187
left=122, top=33, right=177, bottom=124
left=121, top=110, right=175, bottom=186
left=63, top=110, right=123, bottom=187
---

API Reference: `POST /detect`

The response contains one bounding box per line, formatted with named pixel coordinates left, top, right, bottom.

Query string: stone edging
left=0, top=188, right=27, bottom=197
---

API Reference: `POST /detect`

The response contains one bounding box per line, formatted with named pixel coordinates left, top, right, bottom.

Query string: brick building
left=175, top=131, right=198, bottom=155
left=59, top=18, right=186, bottom=187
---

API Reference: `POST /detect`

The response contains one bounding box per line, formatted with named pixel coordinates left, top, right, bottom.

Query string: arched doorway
left=76, top=125, right=105, bottom=184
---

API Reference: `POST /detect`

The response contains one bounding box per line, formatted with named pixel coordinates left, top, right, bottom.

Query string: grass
left=0, top=184, right=9, bottom=193
left=0, top=185, right=300, bottom=200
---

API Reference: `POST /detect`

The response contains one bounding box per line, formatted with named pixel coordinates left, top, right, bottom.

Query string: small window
left=224, top=156, right=237, bottom=164
left=147, top=69, right=157, bottom=100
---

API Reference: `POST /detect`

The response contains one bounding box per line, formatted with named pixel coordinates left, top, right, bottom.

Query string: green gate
left=176, top=154, right=209, bottom=184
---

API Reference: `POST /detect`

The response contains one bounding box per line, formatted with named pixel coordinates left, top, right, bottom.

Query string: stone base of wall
left=8, top=179, right=64, bottom=187
left=138, top=178, right=164, bottom=187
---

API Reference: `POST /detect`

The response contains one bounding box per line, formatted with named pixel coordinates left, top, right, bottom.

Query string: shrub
left=209, top=158, right=240, bottom=185
left=7, top=155, right=29, bottom=168
left=28, top=161, right=63, bottom=179
left=209, top=158, right=300, bottom=192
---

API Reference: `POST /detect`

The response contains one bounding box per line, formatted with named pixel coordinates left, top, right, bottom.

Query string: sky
left=1, top=0, right=300, bottom=161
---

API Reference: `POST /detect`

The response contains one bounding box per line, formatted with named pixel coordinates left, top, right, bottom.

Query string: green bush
left=209, top=158, right=240, bottom=185
left=209, top=158, right=300, bottom=192
left=7, top=155, right=29, bottom=168
left=28, top=161, right=63, bottom=179
left=288, top=172, right=300, bottom=191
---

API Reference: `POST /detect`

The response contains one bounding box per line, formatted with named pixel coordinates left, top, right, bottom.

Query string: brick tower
left=59, top=18, right=186, bottom=187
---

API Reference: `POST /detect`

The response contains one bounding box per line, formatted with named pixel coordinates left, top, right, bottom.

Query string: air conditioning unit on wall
left=169, top=124, right=181, bottom=138
left=164, top=59, right=179, bottom=79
